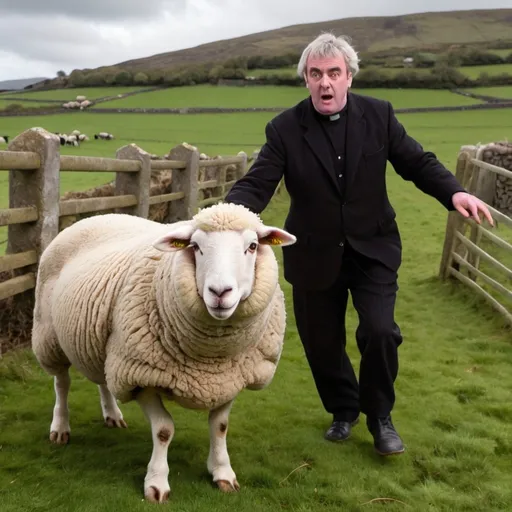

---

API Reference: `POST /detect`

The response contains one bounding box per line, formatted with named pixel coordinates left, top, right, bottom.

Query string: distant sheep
left=94, top=132, right=114, bottom=140
left=0, top=135, right=9, bottom=144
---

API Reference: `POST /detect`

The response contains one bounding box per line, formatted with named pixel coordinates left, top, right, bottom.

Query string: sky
left=0, top=0, right=510, bottom=81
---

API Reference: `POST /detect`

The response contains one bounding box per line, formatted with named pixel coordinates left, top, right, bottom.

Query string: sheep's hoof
left=217, top=479, right=240, bottom=493
left=144, top=485, right=170, bottom=504
left=49, top=430, right=70, bottom=444
left=104, top=417, right=128, bottom=428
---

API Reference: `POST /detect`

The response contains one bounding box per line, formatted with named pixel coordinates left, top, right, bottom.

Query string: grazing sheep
left=94, top=132, right=114, bottom=140
left=0, top=135, right=9, bottom=144
left=32, top=204, right=296, bottom=503
left=76, top=95, right=86, bottom=102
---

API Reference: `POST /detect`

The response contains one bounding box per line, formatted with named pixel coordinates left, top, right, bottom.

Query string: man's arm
left=386, top=101, right=465, bottom=211
left=224, top=120, right=285, bottom=214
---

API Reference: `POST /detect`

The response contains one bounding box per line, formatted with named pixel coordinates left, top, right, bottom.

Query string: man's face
left=304, top=54, right=353, bottom=115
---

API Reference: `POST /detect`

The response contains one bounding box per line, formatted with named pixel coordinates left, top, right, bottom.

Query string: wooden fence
left=0, top=127, right=248, bottom=304
left=439, top=145, right=512, bottom=327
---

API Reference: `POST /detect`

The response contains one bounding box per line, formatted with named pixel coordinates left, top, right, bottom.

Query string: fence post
left=115, top=144, right=151, bottom=218
left=166, top=144, right=199, bottom=222
left=439, top=148, right=475, bottom=280
left=7, top=127, right=60, bottom=257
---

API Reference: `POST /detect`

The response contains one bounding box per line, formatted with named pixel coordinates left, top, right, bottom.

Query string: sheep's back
left=36, top=214, right=174, bottom=382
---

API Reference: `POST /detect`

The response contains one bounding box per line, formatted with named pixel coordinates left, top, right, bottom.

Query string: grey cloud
left=0, top=0, right=510, bottom=80
left=0, top=0, right=186, bottom=22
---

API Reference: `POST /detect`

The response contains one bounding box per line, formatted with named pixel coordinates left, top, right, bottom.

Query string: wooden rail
left=440, top=144, right=512, bottom=327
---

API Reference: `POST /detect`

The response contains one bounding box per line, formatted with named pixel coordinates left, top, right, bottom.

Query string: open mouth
left=321, top=94, right=333, bottom=101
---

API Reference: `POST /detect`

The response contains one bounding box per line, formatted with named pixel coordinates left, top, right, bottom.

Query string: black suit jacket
left=225, top=93, right=465, bottom=290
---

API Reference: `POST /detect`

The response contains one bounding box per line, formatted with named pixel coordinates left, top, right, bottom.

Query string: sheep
left=94, top=132, right=114, bottom=140
left=32, top=203, right=296, bottom=503
left=76, top=95, right=86, bottom=102
left=0, top=135, right=8, bottom=144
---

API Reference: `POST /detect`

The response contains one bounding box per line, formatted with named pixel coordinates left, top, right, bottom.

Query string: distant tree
left=114, top=70, right=133, bottom=85
left=56, top=70, right=67, bottom=78
left=133, top=72, right=149, bottom=85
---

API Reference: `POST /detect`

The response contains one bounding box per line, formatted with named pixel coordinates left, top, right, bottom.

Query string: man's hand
left=452, top=192, right=494, bottom=227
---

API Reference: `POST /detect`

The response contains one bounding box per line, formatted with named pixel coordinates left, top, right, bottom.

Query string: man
left=224, top=33, right=493, bottom=456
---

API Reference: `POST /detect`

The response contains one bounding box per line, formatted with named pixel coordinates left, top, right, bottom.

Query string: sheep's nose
left=208, top=285, right=233, bottom=298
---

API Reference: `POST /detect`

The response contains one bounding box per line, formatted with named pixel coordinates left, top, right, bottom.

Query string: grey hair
left=297, top=32, right=360, bottom=78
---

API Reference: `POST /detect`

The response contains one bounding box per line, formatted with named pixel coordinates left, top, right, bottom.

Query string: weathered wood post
left=7, top=127, right=60, bottom=258
left=1, top=128, right=60, bottom=345
left=165, top=144, right=199, bottom=222
left=115, top=144, right=151, bottom=218
left=439, top=147, right=476, bottom=280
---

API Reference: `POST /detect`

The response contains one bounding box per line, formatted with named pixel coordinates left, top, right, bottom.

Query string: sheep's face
left=153, top=223, right=296, bottom=321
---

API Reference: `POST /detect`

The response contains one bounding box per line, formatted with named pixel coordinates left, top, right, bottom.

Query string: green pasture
left=97, top=85, right=482, bottom=109
left=459, top=63, right=512, bottom=79
left=462, top=86, right=512, bottom=99
left=1, top=89, right=512, bottom=510
left=0, top=87, right=147, bottom=101
left=0, top=100, right=59, bottom=110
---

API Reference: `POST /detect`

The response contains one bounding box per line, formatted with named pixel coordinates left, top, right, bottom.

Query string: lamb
left=0, top=135, right=9, bottom=144
left=32, top=203, right=296, bottom=504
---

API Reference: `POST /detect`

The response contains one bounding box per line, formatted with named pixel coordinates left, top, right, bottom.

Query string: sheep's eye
left=190, top=242, right=200, bottom=252
left=247, top=242, right=258, bottom=253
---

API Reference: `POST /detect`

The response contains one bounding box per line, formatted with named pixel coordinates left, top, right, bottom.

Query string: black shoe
left=367, top=416, right=405, bottom=455
left=324, top=417, right=359, bottom=442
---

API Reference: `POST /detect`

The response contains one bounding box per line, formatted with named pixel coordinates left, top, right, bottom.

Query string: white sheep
left=0, top=135, right=8, bottom=144
left=76, top=95, right=87, bottom=102
left=94, top=132, right=114, bottom=140
left=32, top=203, right=296, bottom=504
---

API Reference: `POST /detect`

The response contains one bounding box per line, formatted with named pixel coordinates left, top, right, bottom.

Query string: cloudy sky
left=0, top=0, right=509, bottom=80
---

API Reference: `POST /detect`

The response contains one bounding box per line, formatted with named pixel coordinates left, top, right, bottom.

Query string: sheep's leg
left=98, top=384, right=127, bottom=428
left=207, top=400, right=240, bottom=492
left=136, top=388, right=174, bottom=504
left=49, top=370, right=71, bottom=444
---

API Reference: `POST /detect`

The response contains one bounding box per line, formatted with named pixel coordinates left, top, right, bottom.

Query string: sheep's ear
left=153, top=225, right=195, bottom=252
left=257, top=226, right=296, bottom=247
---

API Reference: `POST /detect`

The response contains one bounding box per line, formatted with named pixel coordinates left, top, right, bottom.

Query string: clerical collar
left=312, top=98, right=348, bottom=122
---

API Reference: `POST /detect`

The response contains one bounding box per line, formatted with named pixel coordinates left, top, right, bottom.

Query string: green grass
left=99, top=84, right=309, bottom=108
left=350, top=88, right=482, bottom=108
left=456, top=63, right=512, bottom=79
left=0, top=87, right=147, bottom=101
left=1, top=91, right=512, bottom=509
left=97, top=85, right=482, bottom=109
left=0, top=100, right=59, bottom=110
left=462, top=86, right=512, bottom=99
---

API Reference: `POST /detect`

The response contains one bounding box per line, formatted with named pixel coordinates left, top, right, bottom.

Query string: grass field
left=1, top=88, right=511, bottom=511
left=0, top=100, right=59, bottom=110
left=0, top=87, right=147, bottom=101
left=463, top=86, right=512, bottom=99
left=95, top=85, right=483, bottom=109
left=460, top=63, right=512, bottom=79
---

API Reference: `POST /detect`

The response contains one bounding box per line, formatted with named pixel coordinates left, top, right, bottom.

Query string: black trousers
left=292, top=244, right=403, bottom=422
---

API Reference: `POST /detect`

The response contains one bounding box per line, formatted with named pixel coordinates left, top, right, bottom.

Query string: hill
left=0, top=77, right=49, bottom=91
left=113, top=8, right=512, bottom=72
